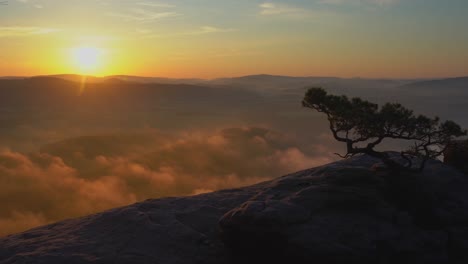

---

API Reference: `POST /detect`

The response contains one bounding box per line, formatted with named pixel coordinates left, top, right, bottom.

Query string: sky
left=0, top=0, right=467, bottom=78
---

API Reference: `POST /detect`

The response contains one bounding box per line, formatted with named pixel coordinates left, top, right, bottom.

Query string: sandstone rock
left=219, top=155, right=468, bottom=263
left=2, top=154, right=468, bottom=263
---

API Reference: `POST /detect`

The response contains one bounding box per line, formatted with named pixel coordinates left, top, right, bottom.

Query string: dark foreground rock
left=445, top=140, right=468, bottom=175
left=2, top=154, right=468, bottom=263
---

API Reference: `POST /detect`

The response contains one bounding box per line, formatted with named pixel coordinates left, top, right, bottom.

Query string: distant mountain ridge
left=2, top=73, right=464, bottom=83
left=3, top=74, right=466, bottom=93
left=402, top=76, right=468, bottom=88
left=32, top=74, right=207, bottom=86
left=400, top=77, right=468, bottom=95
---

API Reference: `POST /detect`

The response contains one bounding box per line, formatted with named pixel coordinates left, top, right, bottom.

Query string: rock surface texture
left=2, top=155, right=468, bottom=264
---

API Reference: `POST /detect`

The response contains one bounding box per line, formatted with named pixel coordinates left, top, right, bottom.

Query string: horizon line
left=2, top=73, right=467, bottom=81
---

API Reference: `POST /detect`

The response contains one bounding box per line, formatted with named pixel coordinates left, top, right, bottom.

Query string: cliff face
left=2, top=155, right=468, bottom=264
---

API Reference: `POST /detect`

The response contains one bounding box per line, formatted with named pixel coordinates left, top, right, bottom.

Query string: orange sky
left=1, top=0, right=467, bottom=78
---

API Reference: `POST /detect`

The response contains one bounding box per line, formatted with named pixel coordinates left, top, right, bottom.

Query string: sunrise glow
left=71, top=46, right=104, bottom=75
left=1, top=1, right=467, bottom=78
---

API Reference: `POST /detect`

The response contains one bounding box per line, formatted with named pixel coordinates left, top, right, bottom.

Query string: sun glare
left=71, top=46, right=104, bottom=74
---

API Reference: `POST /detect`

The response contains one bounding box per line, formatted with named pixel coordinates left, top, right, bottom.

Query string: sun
left=71, top=46, right=104, bottom=74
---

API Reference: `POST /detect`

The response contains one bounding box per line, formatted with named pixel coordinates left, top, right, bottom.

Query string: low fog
left=0, top=75, right=467, bottom=235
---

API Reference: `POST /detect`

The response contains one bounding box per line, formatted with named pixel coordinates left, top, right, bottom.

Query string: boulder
left=219, top=155, right=468, bottom=263
left=2, top=154, right=468, bottom=263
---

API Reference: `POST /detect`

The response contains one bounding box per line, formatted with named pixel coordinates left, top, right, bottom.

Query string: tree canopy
left=303, top=87, right=467, bottom=172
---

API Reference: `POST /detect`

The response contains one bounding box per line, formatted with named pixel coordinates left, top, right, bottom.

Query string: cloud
left=319, top=0, right=400, bottom=6
left=137, top=2, right=175, bottom=8
left=0, top=26, right=60, bottom=37
left=139, top=26, right=237, bottom=38
left=188, top=26, right=237, bottom=35
left=0, top=211, right=47, bottom=236
left=15, top=0, right=44, bottom=8
left=108, top=2, right=179, bottom=22
left=259, top=2, right=310, bottom=17
left=107, top=9, right=179, bottom=22
left=0, top=127, right=334, bottom=236
left=0, top=151, right=137, bottom=236
left=259, top=0, right=398, bottom=18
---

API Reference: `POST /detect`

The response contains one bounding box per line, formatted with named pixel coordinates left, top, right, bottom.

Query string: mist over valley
left=1, top=75, right=467, bottom=235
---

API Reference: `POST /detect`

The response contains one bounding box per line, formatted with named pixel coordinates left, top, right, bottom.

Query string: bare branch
left=303, top=87, right=467, bottom=172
